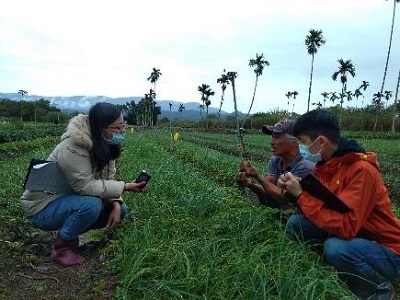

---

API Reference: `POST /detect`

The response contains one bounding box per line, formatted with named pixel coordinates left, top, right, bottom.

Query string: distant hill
left=0, top=93, right=246, bottom=121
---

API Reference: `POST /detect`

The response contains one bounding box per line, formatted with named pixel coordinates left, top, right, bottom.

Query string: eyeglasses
left=107, top=121, right=127, bottom=131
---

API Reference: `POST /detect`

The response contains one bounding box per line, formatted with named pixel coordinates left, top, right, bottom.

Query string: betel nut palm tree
left=332, top=59, right=356, bottom=109
left=383, top=0, right=400, bottom=132
left=332, top=59, right=356, bottom=123
left=353, top=89, right=362, bottom=109
left=138, top=93, right=153, bottom=126
left=168, top=102, right=174, bottom=146
left=18, top=89, right=28, bottom=100
left=225, top=71, right=245, bottom=158
left=285, top=91, right=292, bottom=110
left=392, top=70, right=400, bottom=132
left=243, top=53, right=269, bottom=126
left=381, top=0, right=399, bottom=95
left=18, top=89, right=28, bottom=122
left=204, top=87, right=215, bottom=115
left=178, top=103, right=185, bottom=127
left=147, top=68, right=162, bottom=126
left=321, top=92, right=330, bottom=108
left=372, top=90, right=392, bottom=131
left=291, top=91, right=299, bottom=113
left=217, top=69, right=230, bottom=118
left=285, top=91, right=298, bottom=112
left=147, top=68, right=162, bottom=98
left=305, top=29, right=326, bottom=112
left=358, top=80, right=370, bottom=108
left=205, top=99, right=212, bottom=115
left=197, top=84, right=215, bottom=116
left=330, top=92, right=340, bottom=105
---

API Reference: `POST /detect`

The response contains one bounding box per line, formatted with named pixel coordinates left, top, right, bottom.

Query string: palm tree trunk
left=373, top=114, right=379, bottom=132
left=218, top=93, right=224, bottom=119
left=392, top=69, right=400, bottom=133
left=339, top=84, right=345, bottom=125
left=307, top=54, right=315, bottom=112
left=232, top=79, right=245, bottom=159
left=169, top=108, right=174, bottom=148
left=243, top=75, right=259, bottom=126
left=380, top=0, right=397, bottom=95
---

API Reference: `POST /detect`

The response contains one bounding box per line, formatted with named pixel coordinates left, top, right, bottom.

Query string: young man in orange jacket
left=279, top=109, right=400, bottom=300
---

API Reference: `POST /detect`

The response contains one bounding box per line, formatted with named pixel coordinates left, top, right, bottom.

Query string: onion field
left=1, top=128, right=399, bottom=299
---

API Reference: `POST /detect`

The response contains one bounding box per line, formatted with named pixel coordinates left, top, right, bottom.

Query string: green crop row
left=0, top=123, right=64, bottom=143
left=0, top=136, right=59, bottom=159
left=144, top=131, right=265, bottom=186
left=111, top=131, right=354, bottom=299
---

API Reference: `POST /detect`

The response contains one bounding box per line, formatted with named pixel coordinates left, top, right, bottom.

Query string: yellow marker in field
left=173, top=132, right=180, bottom=142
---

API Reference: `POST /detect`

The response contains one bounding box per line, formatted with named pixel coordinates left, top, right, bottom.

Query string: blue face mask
left=299, top=138, right=322, bottom=163
left=105, top=132, right=125, bottom=145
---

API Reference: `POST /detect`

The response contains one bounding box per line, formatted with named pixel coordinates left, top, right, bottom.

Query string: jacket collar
left=60, top=114, right=93, bottom=150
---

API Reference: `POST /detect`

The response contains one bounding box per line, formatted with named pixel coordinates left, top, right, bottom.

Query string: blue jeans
left=286, top=214, right=400, bottom=285
left=28, top=194, right=128, bottom=241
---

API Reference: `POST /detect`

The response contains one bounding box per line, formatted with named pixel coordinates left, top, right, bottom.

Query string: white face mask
left=299, top=137, right=322, bottom=163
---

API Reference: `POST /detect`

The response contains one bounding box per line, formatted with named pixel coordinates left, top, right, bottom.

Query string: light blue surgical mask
left=105, top=132, right=125, bottom=145
left=299, top=138, right=322, bottom=163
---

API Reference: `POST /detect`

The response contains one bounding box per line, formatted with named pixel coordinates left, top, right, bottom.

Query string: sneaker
left=371, top=282, right=396, bottom=300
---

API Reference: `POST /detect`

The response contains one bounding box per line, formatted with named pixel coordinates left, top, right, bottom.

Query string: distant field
left=177, top=130, right=400, bottom=203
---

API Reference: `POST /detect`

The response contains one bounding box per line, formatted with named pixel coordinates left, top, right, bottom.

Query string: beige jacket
left=20, top=114, right=125, bottom=217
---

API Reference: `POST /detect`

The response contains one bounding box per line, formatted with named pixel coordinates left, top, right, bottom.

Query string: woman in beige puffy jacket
left=20, top=102, right=147, bottom=266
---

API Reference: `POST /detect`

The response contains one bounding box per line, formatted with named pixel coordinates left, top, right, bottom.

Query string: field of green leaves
left=1, top=127, right=399, bottom=299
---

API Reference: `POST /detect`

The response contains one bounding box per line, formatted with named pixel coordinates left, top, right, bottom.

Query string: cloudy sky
left=0, top=0, right=399, bottom=114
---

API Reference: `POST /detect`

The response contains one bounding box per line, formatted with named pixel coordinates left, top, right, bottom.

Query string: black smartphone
left=135, top=170, right=151, bottom=184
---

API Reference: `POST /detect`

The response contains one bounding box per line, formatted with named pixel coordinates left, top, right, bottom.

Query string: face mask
left=105, top=132, right=125, bottom=145
left=299, top=138, right=322, bottom=163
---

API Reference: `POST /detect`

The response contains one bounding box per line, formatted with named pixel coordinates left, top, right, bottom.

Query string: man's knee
left=323, top=237, right=352, bottom=267
left=285, top=213, right=306, bottom=234
left=324, top=237, right=340, bottom=256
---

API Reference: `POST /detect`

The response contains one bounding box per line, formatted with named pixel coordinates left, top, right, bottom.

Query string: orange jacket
left=297, top=138, right=400, bottom=255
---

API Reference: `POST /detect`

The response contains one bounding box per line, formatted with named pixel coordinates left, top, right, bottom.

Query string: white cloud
left=0, top=0, right=399, bottom=114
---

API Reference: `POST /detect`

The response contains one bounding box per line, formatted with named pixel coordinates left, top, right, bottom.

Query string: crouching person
left=20, top=102, right=147, bottom=266
left=236, top=119, right=315, bottom=219
left=279, top=109, right=400, bottom=299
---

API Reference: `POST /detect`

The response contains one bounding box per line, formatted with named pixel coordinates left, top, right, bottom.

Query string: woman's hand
left=124, top=181, right=147, bottom=192
left=106, top=201, right=121, bottom=231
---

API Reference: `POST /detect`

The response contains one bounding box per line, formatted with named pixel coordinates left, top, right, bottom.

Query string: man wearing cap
left=236, top=119, right=315, bottom=215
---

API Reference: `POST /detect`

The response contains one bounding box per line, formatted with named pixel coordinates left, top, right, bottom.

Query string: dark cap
left=261, top=119, right=295, bottom=135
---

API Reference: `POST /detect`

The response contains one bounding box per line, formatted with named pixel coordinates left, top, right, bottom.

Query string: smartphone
left=135, top=170, right=151, bottom=184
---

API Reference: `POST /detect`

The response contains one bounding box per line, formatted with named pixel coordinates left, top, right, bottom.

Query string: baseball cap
left=261, top=119, right=295, bottom=135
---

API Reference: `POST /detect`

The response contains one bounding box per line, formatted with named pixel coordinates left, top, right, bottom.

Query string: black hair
left=293, top=109, right=340, bottom=143
left=88, top=102, right=122, bottom=171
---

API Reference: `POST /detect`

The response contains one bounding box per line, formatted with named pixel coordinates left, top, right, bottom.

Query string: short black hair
left=293, top=109, right=340, bottom=143
left=88, top=102, right=122, bottom=171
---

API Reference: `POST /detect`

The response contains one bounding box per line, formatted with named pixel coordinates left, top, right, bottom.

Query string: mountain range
left=0, top=93, right=243, bottom=121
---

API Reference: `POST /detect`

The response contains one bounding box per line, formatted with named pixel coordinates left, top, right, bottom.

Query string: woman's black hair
left=293, top=109, right=340, bottom=143
left=88, top=102, right=122, bottom=171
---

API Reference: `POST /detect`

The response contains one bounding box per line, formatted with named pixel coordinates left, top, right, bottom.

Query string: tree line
left=0, top=98, right=68, bottom=123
